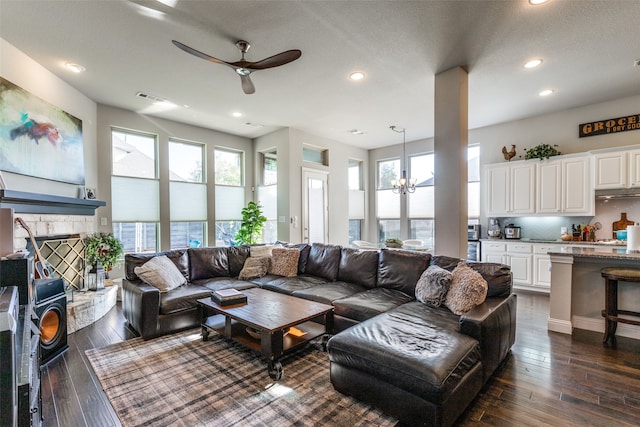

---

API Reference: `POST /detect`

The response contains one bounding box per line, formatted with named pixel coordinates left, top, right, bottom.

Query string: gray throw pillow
left=415, top=265, right=452, bottom=307
left=445, top=262, right=488, bottom=315
left=134, top=255, right=186, bottom=292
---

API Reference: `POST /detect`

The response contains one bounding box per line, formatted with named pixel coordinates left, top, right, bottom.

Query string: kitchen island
left=548, top=246, right=640, bottom=340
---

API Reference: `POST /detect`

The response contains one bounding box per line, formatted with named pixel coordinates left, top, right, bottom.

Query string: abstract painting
left=0, top=76, right=85, bottom=184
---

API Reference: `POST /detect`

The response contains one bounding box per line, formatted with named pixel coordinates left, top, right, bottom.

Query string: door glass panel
left=308, top=177, right=325, bottom=243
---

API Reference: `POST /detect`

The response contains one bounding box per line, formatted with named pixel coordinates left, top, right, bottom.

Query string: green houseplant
left=235, top=201, right=268, bottom=245
left=524, top=143, right=561, bottom=160
left=385, top=237, right=403, bottom=248
left=85, top=232, right=124, bottom=273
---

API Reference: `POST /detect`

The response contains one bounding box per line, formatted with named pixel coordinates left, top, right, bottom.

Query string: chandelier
left=389, top=125, right=417, bottom=194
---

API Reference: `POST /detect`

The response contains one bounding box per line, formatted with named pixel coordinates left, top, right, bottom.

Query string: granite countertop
left=480, top=238, right=626, bottom=247
left=547, top=246, right=640, bottom=260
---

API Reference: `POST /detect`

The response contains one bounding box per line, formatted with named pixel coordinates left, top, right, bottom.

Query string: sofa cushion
left=415, top=265, right=452, bottom=307
left=377, top=249, right=431, bottom=297
left=292, top=281, right=367, bottom=305
left=284, top=243, right=311, bottom=274
left=268, top=247, right=300, bottom=277
left=305, top=243, right=342, bottom=281
left=431, top=256, right=512, bottom=298
left=332, top=288, right=413, bottom=322
left=337, top=247, right=379, bottom=288
left=125, top=249, right=188, bottom=281
left=227, top=245, right=250, bottom=277
left=327, top=301, right=481, bottom=404
left=194, top=277, right=258, bottom=293
left=238, top=257, right=271, bottom=280
left=250, top=244, right=279, bottom=258
left=188, top=247, right=230, bottom=280
left=445, top=263, right=488, bottom=315
left=158, top=284, right=212, bottom=315
left=133, top=255, right=187, bottom=292
left=261, top=274, right=329, bottom=295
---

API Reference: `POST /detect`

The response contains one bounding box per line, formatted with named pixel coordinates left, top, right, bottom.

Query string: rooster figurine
left=502, top=145, right=516, bottom=161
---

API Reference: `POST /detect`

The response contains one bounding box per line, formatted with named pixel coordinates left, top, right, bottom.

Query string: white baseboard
left=572, top=315, right=640, bottom=340
left=547, top=318, right=573, bottom=334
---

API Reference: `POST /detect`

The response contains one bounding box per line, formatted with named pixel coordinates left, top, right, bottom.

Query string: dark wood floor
left=41, top=291, right=640, bottom=427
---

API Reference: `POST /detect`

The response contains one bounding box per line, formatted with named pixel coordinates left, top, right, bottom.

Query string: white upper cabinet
left=484, top=161, right=535, bottom=216
left=593, top=147, right=640, bottom=189
left=484, top=153, right=593, bottom=216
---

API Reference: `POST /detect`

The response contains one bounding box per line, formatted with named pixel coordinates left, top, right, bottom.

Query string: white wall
left=0, top=38, right=98, bottom=198
left=255, top=127, right=369, bottom=246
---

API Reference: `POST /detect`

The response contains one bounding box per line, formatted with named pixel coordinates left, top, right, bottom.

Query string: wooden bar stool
left=600, top=267, right=640, bottom=345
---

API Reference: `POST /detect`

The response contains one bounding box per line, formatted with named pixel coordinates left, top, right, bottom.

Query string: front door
left=302, top=168, right=328, bottom=244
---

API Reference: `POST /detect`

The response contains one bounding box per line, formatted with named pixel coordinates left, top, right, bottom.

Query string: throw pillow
left=415, top=265, right=453, bottom=307
left=268, top=247, right=300, bottom=277
left=250, top=244, right=281, bottom=258
left=445, top=262, right=488, bottom=315
left=238, top=256, right=271, bottom=280
left=134, top=255, right=186, bottom=292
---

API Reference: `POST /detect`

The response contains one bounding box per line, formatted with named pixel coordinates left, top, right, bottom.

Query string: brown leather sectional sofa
left=121, top=242, right=516, bottom=427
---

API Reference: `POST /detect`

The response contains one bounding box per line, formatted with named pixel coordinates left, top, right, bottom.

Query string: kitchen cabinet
left=533, top=243, right=562, bottom=291
left=593, top=148, right=640, bottom=189
left=481, top=241, right=532, bottom=287
left=537, top=155, right=592, bottom=215
left=484, top=161, right=535, bottom=216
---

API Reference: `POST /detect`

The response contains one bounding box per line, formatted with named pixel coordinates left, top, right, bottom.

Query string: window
left=261, top=151, right=277, bottom=186
left=258, top=150, right=278, bottom=243
left=111, top=129, right=159, bottom=253
left=408, top=153, right=435, bottom=248
left=169, top=140, right=207, bottom=249
left=376, top=159, right=401, bottom=243
left=215, top=148, right=242, bottom=186
left=303, top=146, right=328, bottom=166
left=214, top=148, right=244, bottom=246
left=348, top=160, right=365, bottom=244
left=468, top=145, right=480, bottom=219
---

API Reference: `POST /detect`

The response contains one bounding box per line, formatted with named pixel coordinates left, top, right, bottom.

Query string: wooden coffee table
left=197, top=287, right=334, bottom=380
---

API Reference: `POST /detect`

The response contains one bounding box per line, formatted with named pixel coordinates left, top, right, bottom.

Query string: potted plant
left=85, top=232, right=124, bottom=277
left=523, top=143, right=561, bottom=160
left=385, top=237, right=403, bottom=248
left=235, top=201, right=268, bottom=245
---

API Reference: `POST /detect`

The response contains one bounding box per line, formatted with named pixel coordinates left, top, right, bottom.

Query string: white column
left=434, top=67, right=468, bottom=258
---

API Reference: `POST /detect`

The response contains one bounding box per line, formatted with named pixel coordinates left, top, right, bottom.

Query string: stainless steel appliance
left=468, top=224, right=480, bottom=241
left=504, top=224, right=521, bottom=239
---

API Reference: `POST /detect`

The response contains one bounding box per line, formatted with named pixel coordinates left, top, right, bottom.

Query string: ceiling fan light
left=235, top=68, right=251, bottom=76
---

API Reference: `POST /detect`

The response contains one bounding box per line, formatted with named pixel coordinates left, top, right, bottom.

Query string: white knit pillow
left=134, top=255, right=186, bottom=292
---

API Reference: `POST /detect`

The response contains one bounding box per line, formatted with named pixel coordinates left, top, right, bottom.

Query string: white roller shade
left=257, top=185, right=277, bottom=219
left=376, top=189, right=400, bottom=218
left=468, top=181, right=480, bottom=218
left=170, top=181, right=207, bottom=221
left=215, top=185, right=245, bottom=220
left=409, top=186, right=434, bottom=218
left=111, top=176, right=159, bottom=222
left=349, top=190, right=365, bottom=219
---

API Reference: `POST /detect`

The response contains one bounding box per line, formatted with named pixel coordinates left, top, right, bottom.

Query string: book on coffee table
left=212, top=288, right=247, bottom=306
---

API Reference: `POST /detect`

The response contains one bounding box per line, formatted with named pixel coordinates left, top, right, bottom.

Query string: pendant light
left=389, top=125, right=417, bottom=194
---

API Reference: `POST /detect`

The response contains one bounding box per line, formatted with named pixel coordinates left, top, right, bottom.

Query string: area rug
left=85, top=329, right=397, bottom=427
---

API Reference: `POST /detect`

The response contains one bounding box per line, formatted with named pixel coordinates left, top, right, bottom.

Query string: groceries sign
left=579, top=113, right=640, bottom=138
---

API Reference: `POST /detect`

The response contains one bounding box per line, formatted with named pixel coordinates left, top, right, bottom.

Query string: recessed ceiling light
left=232, top=112, right=243, bottom=118
left=65, top=63, right=86, bottom=73
left=524, top=59, right=543, bottom=69
left=349, top=72, right=365, bottom=81
left=529, top=0, right=549, bottom=4
left=539, top=89, right=555, bottom=97
left=349, top=129, right=365, bottom=135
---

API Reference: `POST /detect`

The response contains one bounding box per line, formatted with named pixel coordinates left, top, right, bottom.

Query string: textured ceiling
left=1, top=0, right=639, bottom=149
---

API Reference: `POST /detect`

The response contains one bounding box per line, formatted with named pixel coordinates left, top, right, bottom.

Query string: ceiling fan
left=172, top=39, right=302, bottom=94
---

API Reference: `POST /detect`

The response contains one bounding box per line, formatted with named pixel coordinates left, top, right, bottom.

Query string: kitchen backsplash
left=492, top=197, right=640, bottom=241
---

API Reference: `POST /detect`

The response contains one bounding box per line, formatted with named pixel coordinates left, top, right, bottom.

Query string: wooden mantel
left=0, top=189, right=106, bottom=215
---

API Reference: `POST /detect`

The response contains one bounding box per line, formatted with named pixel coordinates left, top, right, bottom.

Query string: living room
left=1, top=1, right=640, bottom=426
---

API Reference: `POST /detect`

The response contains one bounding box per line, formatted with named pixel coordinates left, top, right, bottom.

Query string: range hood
left=595, top=188, right=640, bottom=199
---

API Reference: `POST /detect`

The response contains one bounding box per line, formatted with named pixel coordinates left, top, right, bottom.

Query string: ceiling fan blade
left=240, top=74, right=255, bottom=94
left=246, top=50, right=302, bottom=70
left=172, top=40, right=233, bottom=67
